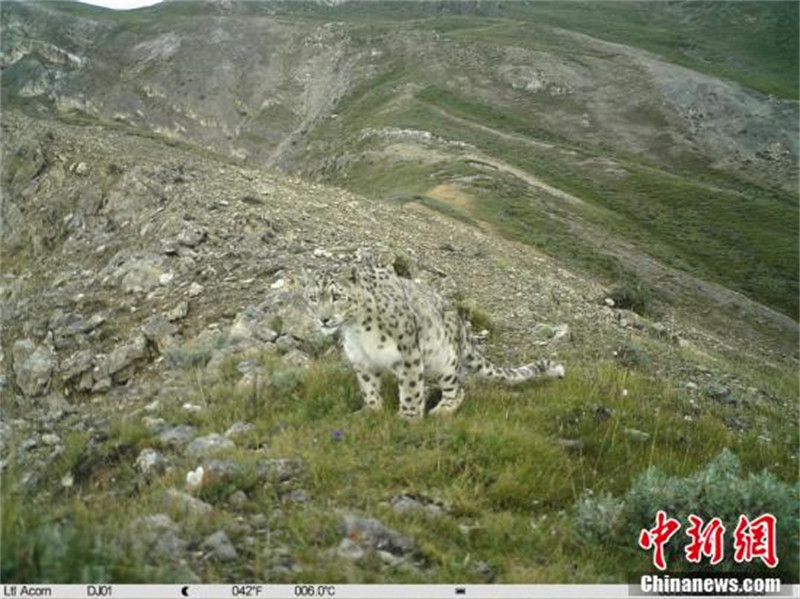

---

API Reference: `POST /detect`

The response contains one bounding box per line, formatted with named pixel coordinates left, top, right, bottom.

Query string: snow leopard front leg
left=354, top=366, right=383, bottom=411
left=394, top=346, right=425, bottom=420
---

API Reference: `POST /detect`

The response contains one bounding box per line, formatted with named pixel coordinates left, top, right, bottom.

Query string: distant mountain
left=2, top=0, right=797, bottom=320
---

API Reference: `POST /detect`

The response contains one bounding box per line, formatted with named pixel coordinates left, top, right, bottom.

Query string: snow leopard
left=303, top=261, right=565, bottom=419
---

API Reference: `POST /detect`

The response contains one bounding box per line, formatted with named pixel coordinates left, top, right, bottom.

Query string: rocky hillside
left=1, top=0, right=798, bottom=585
left=2, top=0, right=798, bottom=319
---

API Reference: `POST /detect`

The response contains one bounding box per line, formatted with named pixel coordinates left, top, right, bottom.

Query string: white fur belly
left=341, top=327, right=402, bottom=372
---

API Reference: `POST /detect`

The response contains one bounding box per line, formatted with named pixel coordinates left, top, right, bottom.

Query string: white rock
left=41, top=433, right=60, bottom=446
left=186, top=466, right=205, bottom=490
left=136, top=448, right=167, bottom=475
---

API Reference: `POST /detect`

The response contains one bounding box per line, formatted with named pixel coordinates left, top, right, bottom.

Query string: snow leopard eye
left=331, top=289, right=343, bottom=302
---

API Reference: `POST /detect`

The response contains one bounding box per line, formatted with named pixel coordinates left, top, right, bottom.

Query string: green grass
left=316, top=82, right=798, bottom=318
left=4, top=346, right=797, bottom=583
left=269, top=1, right=799, bottom=99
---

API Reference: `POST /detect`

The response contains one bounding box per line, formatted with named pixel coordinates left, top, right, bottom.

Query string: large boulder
left=12, top=339, right=56, bottom=397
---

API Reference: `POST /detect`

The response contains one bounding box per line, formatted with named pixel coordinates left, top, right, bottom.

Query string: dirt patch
left=426, top=183, right=476, bottom=212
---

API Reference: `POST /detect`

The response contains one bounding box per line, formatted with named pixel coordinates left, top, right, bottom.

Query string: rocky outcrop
left=12, top=339, right=56, bottom=397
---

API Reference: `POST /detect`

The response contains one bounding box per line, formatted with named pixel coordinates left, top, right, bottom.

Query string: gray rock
left=282, top=349, right=310, bottom=368
left=94, top=335, right=148, bottom=385
left=119, top=258, right=164, bottom=294
left=251, top=514, right=268, bottom=529
left=49, top=311, right=105, bottom=349
left=228, top=305, right=278, bottom=344
left=142, top=315, right=178, bottom=353
left=20, top=437, right=38, bottom=452
left=60, top=348, right=95, bottom=391
left=391, top=493, right=444, bottom=517
left=201, top=458, right=242, bottom=482
left=41, top=433, right=60, bottom=446
left=176, top=224, right=208, bottom=248
left=136, top=448, right=167, bottom=475
left=158, top=425, right=197, bottom=448
left=92, top=377, right=112, bottom=393
left=341, top=514, right=415, bottom=558
left=163, top=488, right=213, bottom=518
left=72, top=161, right=89, bottom=176
left=336, top=538, right=365, bottom=560
left=230, top=490, right=248, bottom=506
left=13, top=339, right=56, bottom=397
left=185, top=434, right=235, bottom=458
left=275, top=335, right=297, bottom=353
left=132, top=514, right=187, bottom=558
left=202, top=530, right=238, bottom=561
left=164, top=301, right=189, bottom=322
left=706, top=385, right=731, bottom=401
left=225, top=421, right=255, bottom=440
left=236, top=360, right=262, bottom=375
left=188, top=282, right=204, bottom=297
left=42, top=392, right=71, bottom=412
left=256, top=458, right=304, bottom=482
left=143, top=416, right=168, bottom=434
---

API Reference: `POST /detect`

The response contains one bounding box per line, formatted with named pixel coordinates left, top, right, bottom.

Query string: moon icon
left=181, top=586, right=190, bottom=597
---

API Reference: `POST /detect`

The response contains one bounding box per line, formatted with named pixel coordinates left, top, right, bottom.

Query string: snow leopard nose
left=320, top=317, right=333, bottom=327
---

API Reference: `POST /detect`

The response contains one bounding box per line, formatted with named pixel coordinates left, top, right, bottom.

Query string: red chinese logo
left=638, top=511, right=779, bottom=570
left=638, top=510, right=682, bottom=571
left=733, top=513, right=779, bottom=568
left=685, top=515, right=726, bottom=565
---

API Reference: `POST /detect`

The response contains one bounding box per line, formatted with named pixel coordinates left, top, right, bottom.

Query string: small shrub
left=164, top=347, right=212, bottom=369
left=456, top=300, right=494, bottom=333
left=269, top=315, right=284, bottom=335
left=574, top=491, right=625, bottom=543
left=304, top=332, right=336, bottom=357
left=614, top=341, right=649, bottom=369
left=607, top=278, right=656, bottom=316
left=574, top=449, right=799, bottom=578
left=269, top=368, right=306, bottom=393
left=392, top=254, right=413, bottom=279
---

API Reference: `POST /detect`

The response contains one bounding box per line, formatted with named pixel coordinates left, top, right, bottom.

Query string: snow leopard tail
left=458, top=319, right=565, bottom=384
left=464, top=352, right=565, bottom=383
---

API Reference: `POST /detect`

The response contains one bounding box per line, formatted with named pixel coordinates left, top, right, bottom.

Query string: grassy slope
left=297, top=6, right=798, bottom=319
left=271, top=0, right=799, bottom=99
left=2, top=1, right=798, bottom=584
left=4, top=345, right=798, bottom=582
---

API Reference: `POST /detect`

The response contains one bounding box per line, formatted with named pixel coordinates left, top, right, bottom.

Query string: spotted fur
left=303, top=262, right=565, bottom=419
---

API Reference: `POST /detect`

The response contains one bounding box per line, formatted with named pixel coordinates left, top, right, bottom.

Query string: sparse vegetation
left=3, top=352, right=797, bottom=582
left=1, top=0, right=797, bottom=587
left=575, top=449, right=800, bottom=580
left=607, top=278, right=656, bottom=317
